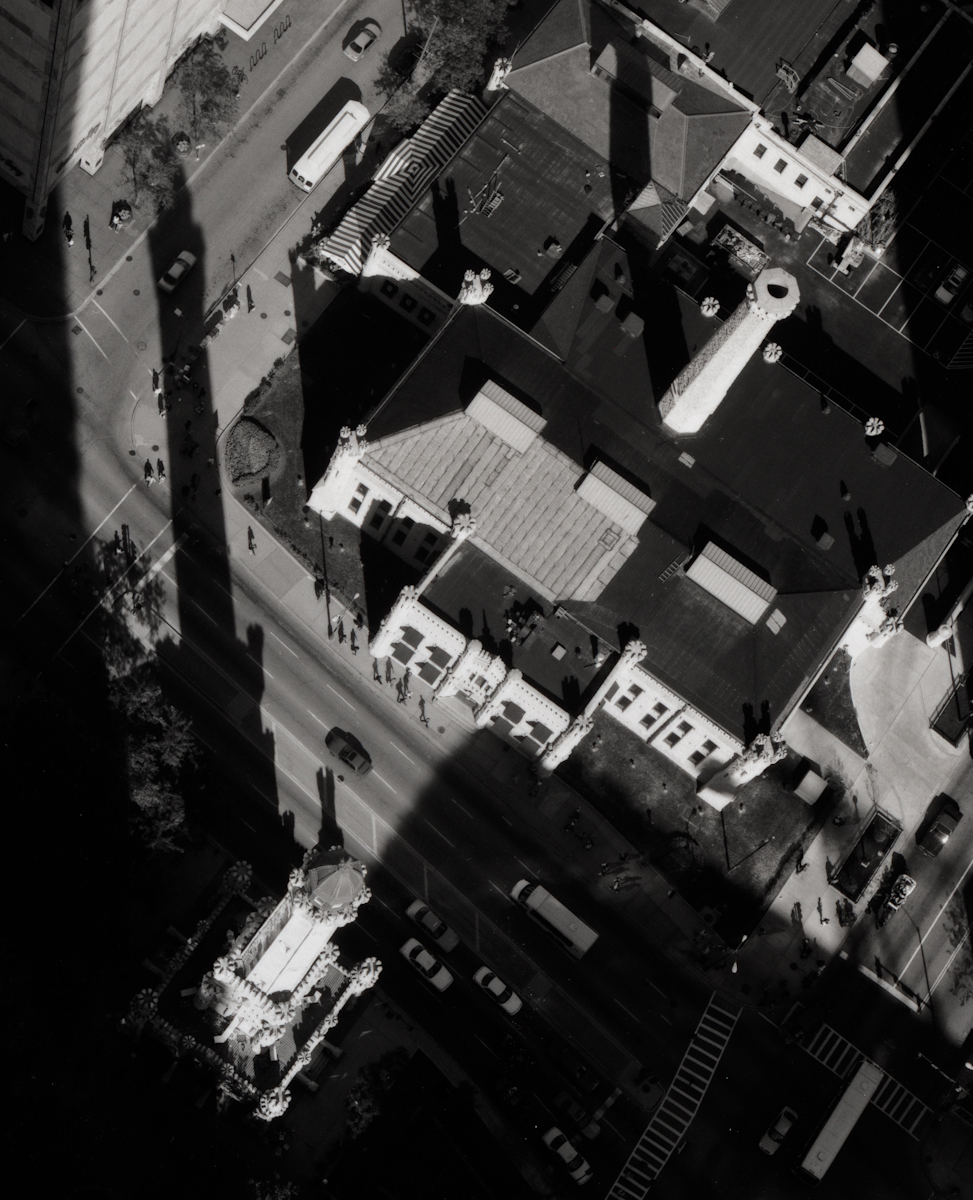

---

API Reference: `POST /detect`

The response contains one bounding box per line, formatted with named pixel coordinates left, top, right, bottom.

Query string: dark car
left=918, top=796, right=962, bottom=858
left=325, top=728, right=373, bottom=775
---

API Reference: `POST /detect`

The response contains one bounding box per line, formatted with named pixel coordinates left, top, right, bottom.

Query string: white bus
left=288, top=100, right=370, bottom=192
left=510, top=880, right=599, bottom=958
left=798, top=1059, right=884, bottom=1182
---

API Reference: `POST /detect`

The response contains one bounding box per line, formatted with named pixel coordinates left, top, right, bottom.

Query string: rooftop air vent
left=685, top=542, right=777, bottom=623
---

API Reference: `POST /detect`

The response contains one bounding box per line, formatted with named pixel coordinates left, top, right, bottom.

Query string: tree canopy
left=116, top=114, right=179, bottom=213
left=407, top=0, right=508, bottom=93
left=110, top=670, right=198, bottom=852
left=176, top=39, right=247, bottom=147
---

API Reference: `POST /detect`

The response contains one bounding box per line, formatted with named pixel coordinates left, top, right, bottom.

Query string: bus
left=510, top=880, right=599, bottom=958
left=288, top=100, right=370, bottom=192
left=798, top=1059, right=884, bottom=1182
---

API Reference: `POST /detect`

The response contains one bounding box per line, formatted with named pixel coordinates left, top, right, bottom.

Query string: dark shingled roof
left=367, top=270, right=966, bottom=739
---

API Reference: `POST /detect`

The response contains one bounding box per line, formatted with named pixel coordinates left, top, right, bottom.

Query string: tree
left=383, top=87, right=433, bottom=134
left=116, top=113, right=180, bottom=212
left=110, top=670, right=198, bottom=852
left=406, top=0, right=508, bottom=93
left=176, top=39, right=247, bottom=151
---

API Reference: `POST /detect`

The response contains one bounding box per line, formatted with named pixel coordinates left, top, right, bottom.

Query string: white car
left=406, top=899, right=459, bottom=951
left=473, top=966, right=523, bottom=1015
left=158, top=251, right=196, bottom=293
left=542, top=1127, right=593, bottom=1185
left=399, top=938, right=453, bottom=991
left=344, top=19, right=381, bottom=61
left=759, top=1106, right=797, bottom=1154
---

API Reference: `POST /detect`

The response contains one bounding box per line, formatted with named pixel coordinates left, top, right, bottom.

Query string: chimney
left=659, top=266, right=800, bottom=435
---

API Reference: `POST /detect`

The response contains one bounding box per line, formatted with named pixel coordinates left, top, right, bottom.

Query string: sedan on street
left=158, top=251, right=196, bottom=293
left=473, top=966, right=523, bottom=1015
left=399, top=938, right=453, bottom=991
left=325, top=728, right=372, bottom=776
left=406, top=899, right=459, bottom=951
left=918, top=796, right=962, bottom=857
left=344, top=19, right=381, bottom=61
left=543, top=1127, right=593, bottom=1184
left=759, top=1107, right=798, bottom=1154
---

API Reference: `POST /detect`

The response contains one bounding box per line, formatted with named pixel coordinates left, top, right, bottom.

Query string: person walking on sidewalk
left=143, top=459, right=154, bottom=485
left=336, top=619, right=346, bottom=644
left=247, top=526, right=256, bottom=555
left=418, top=696, right=430, bottom=726
left=385, top=658, right=394, bottom=684
left=157, top=458, right=166, bottom=482
left=62, top=212, right=74, bottom=246
left=349, top=630, right=358, bottom=655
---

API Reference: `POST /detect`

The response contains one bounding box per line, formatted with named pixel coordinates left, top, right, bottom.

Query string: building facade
left=0, top=0, right=224, bottom=238
left=129, top=848, right=381, bottom=1121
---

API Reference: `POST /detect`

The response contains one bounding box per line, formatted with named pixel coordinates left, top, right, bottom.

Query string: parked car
left=158, top=251, right=196, bottom=293
left=918, top=796, right=962, bottom=858
left=554, top=1091, right=600, bottom=1139
left=406, top=899, right=459, bottom=951
left=344, top=19, right=381, bottom=60
left=559, top=1048, right=601, bottom=1095
left=399, top=938, right=453, bottom=991
left=542, top=1127, right=593, bottom=1185
left=759, top=1107, right=798, bottom=1154
left=473, top=966, right=523, bottom=1015
left=934, top=262, right=969, bottom=305
left=325, top=728, right=372, bottom=776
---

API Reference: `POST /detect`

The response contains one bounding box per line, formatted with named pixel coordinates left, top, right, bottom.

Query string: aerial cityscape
left=2, top=0, right=971, bottom=1197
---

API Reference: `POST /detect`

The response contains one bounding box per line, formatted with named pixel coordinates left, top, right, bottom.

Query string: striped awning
left=321, top=91, right=488, bottom=276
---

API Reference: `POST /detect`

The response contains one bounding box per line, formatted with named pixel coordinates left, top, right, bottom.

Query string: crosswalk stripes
left=872, top=1075, right=931, bottom=1137
left=607, top=994, right=740, bottom=1200
left=800, top=1024, right=931, bottom=1139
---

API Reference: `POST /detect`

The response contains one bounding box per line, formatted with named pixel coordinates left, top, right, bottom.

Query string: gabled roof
left=505, top=0, right=750, bottom=201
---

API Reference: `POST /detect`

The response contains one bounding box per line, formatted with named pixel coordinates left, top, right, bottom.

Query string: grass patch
left=800, top=648, right=868, bottom=758
left=227, top=353, right=365, bottom=607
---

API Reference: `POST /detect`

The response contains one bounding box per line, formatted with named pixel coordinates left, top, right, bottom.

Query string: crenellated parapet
left=538, top=713, right=594, bottom=776
left=475, top=668, right=524, bottom=727
left=369, top=585, right=421, bottom=658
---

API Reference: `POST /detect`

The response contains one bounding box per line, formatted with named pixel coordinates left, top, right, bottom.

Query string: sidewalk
left=0, top=0, right=354, bottom=319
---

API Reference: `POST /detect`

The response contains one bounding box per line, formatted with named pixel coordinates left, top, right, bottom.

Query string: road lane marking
left=73, top=316, right=110, bottom=361
left=489, top=881, right=508, bottom=899
left=142, top=534, right=186, bottom=583
left=308, top=710, right=328, bottom=728
left=501, top=815, right=513, bottom=826
left=898, top=858, right=973, bottom=979
left=614, top=998, right=639, bottom=1021
left=356, top=925, right=378, bottom=941
left=928, top=925, right=971, bottom=997
left=93, top=300, right=129, bottom=341
left=648, top=981, right=668, bottom=1000
left=515, top=857, right=533, bottom=874
left=372, top=772, right=396, bottom=794
left=270, top=630, right=298, bottom=657
left=474, top=1035, right=499, bottom=1057
left=391, top=743, right=415, bottom=764
left=0, top=318, right=25, bottom=352
left=423, top=820, right=454, bottom=848
left=326, top=684, right=355, bottom=709
left=450, top=797, right=472, bottom=817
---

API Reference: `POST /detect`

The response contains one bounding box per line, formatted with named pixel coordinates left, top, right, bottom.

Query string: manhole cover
left=129, top=450, right=136, bottom=456
left=152, top=444, right=159, bottom=451
left=133, top=289, right=140, bottom=295
left=126, top=256, right=133, bottom=262
left=260, top=312, right=267, bottom=319
left=96, top=289, right=103, bottom=296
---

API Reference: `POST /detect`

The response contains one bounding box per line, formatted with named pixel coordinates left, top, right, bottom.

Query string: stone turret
left=659, top=266, right=800, bottom=434
left=307, top=425, right=367, bottom=520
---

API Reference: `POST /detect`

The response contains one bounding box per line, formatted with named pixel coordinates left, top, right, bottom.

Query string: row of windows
left=752, top=143, right=824, bottom=206
left=349, top=486, right=440, bottom=563
left=616, top=687, right=718, bottom=766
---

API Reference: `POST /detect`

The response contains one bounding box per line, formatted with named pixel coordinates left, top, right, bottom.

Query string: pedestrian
left=247, top=526, right=256, bottom=555
left=144, top=459, right=154, bottom=484
left=62, top=212, right=73, bottom=245
left=157, top=458, right=166, bottom=481
left=337, top=619, right=346, bottom=644
left=373, top=661, right=383, bottom=684
left=354, top=609, right=365, bottom=629
left=83, top=215, right=91, bottom=251
left=385, top=658, right=393, bottom=684
left=246, top=284, right=254, bottom=313
left=419, top=696, right=430, bottom=726
left=206, top=456, right=215, bottom=467
left=350, top=630, right=358, bottom=655
left=611, top=878, right=622, bottom=891
left=832, top=816, right=845, bottom=826
left=110, top=213, right=121, bottom=233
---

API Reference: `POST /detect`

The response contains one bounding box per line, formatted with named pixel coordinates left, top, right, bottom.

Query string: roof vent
left=686, top=542, right=777, bottom=623
left=577, top=461, right=655, bottom=534
left=620, top=312, right=645, bottom=337
left=466, top=380, right=547, bottom=453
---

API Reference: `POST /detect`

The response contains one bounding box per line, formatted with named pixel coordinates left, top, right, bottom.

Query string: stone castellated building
left=659, top=266, right=800, bottom=434
left=0, top=0, right=225, bottom=239
left=129, top=848, right=381, bottom=1121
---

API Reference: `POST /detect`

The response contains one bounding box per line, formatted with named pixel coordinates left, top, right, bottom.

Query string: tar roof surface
left=366, top=269, right=964, bottom=738
left=388, top=91, right=616, bottom=324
